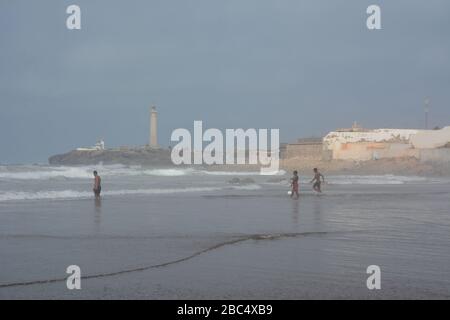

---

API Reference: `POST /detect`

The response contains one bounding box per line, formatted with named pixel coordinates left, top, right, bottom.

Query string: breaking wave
left=0, top=166, right=93, bottom=180
left=1, top=165, right=445, bottom=185
left=327, top=175, right=434, bottom=185
left=0, top=165, right=192, bottom=180
left=0, top=165, right=284, bottom=180
left=203, top=169, right=286, bottom=176
left=0, top=185, right=261, bottom=202
left=264, top=174, right=445, bottom=186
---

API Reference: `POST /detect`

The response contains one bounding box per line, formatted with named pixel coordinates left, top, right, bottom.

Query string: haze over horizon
left=1, top=0, right=449, bottom=164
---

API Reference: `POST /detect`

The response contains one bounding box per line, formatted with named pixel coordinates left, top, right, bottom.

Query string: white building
left=76, top=139, right=105, bottom=151
left=323, top=125, right=450, bottom=161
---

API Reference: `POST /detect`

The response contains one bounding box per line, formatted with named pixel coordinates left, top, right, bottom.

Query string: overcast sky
left=1, top=0, right=449, bottom=163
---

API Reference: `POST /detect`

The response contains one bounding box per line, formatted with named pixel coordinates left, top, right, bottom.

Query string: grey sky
left=1, top=0, right=449, bottom=163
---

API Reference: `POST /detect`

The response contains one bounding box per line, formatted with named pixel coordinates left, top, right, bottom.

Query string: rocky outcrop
left=49, top=147, right=173, bottom=166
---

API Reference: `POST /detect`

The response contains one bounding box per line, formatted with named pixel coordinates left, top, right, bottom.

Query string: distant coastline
left=48, top=146, right=450, bottom=176
left=48, top=146, right=172, bottom=167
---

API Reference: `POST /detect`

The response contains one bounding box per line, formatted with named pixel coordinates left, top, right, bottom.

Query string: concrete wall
left=328, top=142, right=419, bottom=161
left=324, top=129, right=419, bottom=146
left=411, top=127, right=450, bottom=149
left=323, top=128, right=423, bottom=161
left=419, top=148, right=450, bottom=163
left=285, top=143, right=322, bottom=160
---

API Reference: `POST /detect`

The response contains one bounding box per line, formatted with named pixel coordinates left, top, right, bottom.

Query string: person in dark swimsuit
left=290, top=170, right=299, bottom=199
left=310, top=168, right=325, bottom=193
left=93, top=171, right=101, bottom=198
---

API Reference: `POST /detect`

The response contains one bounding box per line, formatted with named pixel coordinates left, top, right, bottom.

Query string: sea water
left=0, top=164, right=449, bottom=299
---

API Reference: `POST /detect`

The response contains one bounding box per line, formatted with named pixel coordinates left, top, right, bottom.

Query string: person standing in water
left=290, top=170, right=299, bottom=199
left=310, top=168, right=325, bottom=193
left=93, top=171, right=101, bottom=198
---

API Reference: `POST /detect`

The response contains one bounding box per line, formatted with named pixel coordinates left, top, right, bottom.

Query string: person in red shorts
left=290, top=170, right=299, bottom=199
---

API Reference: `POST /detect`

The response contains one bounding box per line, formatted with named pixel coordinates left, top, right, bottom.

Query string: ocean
left=0, top=164, right=449, bottom=299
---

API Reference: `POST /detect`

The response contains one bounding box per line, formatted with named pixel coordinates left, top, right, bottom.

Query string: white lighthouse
left=149, top=105, right=158, bottom=148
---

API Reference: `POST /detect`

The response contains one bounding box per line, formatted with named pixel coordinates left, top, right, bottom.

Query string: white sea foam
left=142, top=168, right=195, bottom=176
left=0, top=165, right=444, bottom=185
left=0, top=166, right=93, bottom=180
left=231, top=184, right=262, bottom=190
left=0, top=165, right=191, bottom=180
left=264, top=174, right=445, bottom=186
left=0, top=165, right=285, bottom=180
left=0, top=184, right=261, bottom=202
left=201, top=169, right=286, bottom=176
left=326, top=175, right=433, bottom=185
left=0, top=190, right=93, bottom=202
left=201, top=171, right=261, bottom=176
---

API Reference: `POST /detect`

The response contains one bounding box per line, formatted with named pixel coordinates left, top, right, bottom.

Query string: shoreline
left=46, top=146, right=450, bottom=177
left=5, top=155, right=450, bottom=177
left=1, top=182, right=449, bottom=299
left=207, top=157, right=450, bottom=177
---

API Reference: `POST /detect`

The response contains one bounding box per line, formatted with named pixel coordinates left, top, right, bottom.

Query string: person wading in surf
left=93, top=171, right=101, bottom=198
left=310, top=168, right=325, bottom=193
left=290, top=170, right=300, bottom=199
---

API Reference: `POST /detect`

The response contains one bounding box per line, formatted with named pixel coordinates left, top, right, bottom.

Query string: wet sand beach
left=0, top=166, right=450, bottom=299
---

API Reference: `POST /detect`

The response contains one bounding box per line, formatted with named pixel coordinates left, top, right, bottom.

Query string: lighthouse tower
left=149, top=105, right=158, bottom=148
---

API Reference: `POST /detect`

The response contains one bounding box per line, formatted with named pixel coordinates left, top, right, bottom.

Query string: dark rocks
left=48, top=147, right=173, bottom=166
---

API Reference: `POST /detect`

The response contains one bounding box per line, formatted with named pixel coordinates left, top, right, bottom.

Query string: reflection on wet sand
left=291, top=198, right=299, bottom=225
left=94, top=197, right=102, bottom=232
left=313, top=197, right=323, bottom=228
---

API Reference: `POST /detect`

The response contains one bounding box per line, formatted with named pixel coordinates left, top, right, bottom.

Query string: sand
left=1, top=167, right=449, bottom=299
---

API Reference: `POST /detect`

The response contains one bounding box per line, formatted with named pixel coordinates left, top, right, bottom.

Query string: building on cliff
left=76, top=139, right=105, bottom=151
left=283, top=123, right=450, bottom=165
left=322, top=124, right=450, bottom=162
